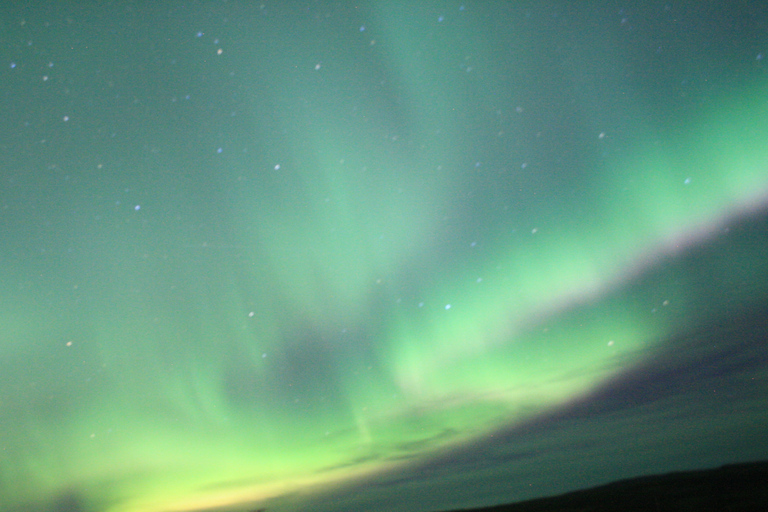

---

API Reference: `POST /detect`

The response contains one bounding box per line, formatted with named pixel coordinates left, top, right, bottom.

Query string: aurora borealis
left=2, top=2, right=768, bottom=512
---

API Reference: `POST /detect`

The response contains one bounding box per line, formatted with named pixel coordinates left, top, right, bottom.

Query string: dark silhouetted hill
left=444, top=460, right=768, bottom=512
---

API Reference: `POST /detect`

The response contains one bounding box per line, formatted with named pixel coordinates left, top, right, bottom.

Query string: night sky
left=2, top=2, right=768, bottom=512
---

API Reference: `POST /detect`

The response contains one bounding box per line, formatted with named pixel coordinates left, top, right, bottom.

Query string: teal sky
left=2, top=3, right=768, bottom=512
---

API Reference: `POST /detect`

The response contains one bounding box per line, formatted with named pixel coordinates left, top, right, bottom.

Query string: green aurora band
left=2, top=3, right=768, bottom=512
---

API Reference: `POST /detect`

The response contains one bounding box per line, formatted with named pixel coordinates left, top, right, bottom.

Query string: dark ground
left=443, top=460, right=768, bottom=512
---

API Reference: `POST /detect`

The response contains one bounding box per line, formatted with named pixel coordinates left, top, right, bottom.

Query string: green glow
left=2, top=4, right=768, bottom=512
